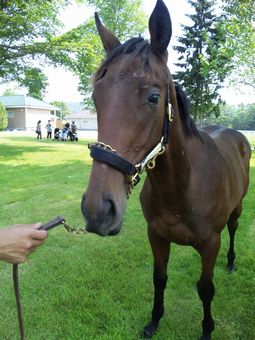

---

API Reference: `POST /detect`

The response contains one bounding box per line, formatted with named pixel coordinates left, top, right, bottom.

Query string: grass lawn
left=0, top=133, right=254, bottom=340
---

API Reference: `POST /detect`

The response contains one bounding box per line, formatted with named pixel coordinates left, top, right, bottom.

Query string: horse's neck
left=147, top=78, right=203, bottom=197
left=168, top=117, right=192, bottom=183
left=149, top=102, right=195, bottom=194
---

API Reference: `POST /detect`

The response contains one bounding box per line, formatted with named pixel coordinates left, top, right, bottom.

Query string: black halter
left=88, top=84, right=172, bottom=196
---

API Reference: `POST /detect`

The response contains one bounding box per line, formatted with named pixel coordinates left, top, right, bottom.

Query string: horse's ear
left=149, top=0, right=172, bottom=55
left=95, top=12, right=121, bottom=54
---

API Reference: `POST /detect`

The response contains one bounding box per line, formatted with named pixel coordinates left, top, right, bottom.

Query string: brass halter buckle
left=146, top=145, right=165, bottom=170
left=126, top=164, right=142, bottom=197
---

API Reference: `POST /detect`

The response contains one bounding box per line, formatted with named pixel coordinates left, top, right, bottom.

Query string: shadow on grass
left=0, top=138, right=91, bottom=163
left=0, top=143, right=60, bottom=160
left=0, top=158, right=90, bottom=184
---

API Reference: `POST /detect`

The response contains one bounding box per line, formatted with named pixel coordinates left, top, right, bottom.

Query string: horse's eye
left=148, top=94, right=161, bottom=105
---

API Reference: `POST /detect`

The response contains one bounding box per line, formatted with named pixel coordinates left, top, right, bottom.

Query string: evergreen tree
left=174, top=0, right=232, bottom=122
left=0, top=102, right=8, bottom=130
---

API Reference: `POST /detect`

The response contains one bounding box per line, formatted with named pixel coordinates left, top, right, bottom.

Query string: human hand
left=0, top=224, right=48, bottom=264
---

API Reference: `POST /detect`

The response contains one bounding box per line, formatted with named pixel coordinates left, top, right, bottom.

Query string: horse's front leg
left=196, top=232, right=221, bottom=340
left=143, top=225, right=170, bottom=339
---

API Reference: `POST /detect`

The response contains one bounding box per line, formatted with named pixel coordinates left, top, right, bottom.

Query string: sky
left=1, top=0, right=254, bottom=105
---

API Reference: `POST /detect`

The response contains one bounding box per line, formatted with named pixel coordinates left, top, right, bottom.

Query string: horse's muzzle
left=81, top=193, right=123, bottom=236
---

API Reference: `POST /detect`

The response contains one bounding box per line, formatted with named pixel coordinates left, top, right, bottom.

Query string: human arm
left=0, top=224, right=48, bottom=264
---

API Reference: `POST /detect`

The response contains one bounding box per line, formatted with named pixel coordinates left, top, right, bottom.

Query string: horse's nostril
left=81, top=193, right=87, bottom=217
left=103, top=199, right=116, bottom=225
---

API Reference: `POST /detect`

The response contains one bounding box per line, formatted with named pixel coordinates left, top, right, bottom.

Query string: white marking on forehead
left=133, top=71, right=149, bottom=78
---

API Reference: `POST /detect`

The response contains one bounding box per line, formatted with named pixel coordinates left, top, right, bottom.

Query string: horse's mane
left=174, top=82, right=201, bottom=139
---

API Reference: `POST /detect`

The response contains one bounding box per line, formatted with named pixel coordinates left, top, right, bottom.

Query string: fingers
left=30, top=222, right=42, bottom=230
left=18, top=224, right=48, bottom=240
left=18, top=238, right=46, bottom=263
left=23, top=222, right=42, bottom=230
left=0, top=224, right=49, bottom=265
left=30, top=229, right=48, bottom=241
left=27, top=238, right=46, bottom=251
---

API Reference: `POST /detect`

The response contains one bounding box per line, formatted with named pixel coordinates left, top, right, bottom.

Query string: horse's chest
left=152, top=204, right=222, bottom=245
left=152, top=214, right=198, bottom=246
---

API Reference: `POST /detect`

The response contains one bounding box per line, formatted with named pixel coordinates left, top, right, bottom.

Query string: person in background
left=62, top=122, right=72, bottom=140
left=36, top=120, right=42, bottom=139
left=45, top=120, right=53, bottom=139
left=71, top=121, right=77, bottom=134
left=0, top=223, right=48, bottom=264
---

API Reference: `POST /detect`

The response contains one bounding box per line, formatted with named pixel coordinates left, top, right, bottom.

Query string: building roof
left=67, top=110, right=96, bottom=119
left=0, top=95, right=60, bottom=111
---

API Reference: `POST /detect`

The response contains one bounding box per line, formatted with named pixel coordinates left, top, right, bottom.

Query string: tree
left=204, top=103, right=255, bottom=130
left=174, top=0, right=233, bottom=122
left=18, top=68, right=48, bottom=100
left=50, top=101, right=71, bottom=119
left=221, top=0, right=255, bottom=91
left=0, top=101, right=7, bottom=130
left=2, top=88, right=18, bottom=96
left=0, top=0, right=82, bottom=99
left=0, top=0, right=147, bottom=107
left=86, top=0, right=146, bottom=40
left=75, top=0, right=147, bottom=109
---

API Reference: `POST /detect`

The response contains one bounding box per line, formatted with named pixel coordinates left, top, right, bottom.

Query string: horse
left=81, top=0, right=251, bottom=338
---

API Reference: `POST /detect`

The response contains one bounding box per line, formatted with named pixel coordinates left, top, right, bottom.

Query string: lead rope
left=62, top=221, right=87, bottom=235
left=13, top=264, right=24, bottom=340
left=12, top=217, right=86, bottom=340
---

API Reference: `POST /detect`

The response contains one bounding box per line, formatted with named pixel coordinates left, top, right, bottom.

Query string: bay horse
left=81, top=0, right=251, bottom=338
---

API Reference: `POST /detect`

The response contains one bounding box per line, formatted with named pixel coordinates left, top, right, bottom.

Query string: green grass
left=0, top=133, right=254, bottom=340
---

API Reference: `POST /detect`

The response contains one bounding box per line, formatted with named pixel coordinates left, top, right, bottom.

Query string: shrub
left=0, top=101, right=7, bottom=130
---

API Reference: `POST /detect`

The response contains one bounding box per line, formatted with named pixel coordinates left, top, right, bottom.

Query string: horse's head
left=81, top=0, right=172, bottom=236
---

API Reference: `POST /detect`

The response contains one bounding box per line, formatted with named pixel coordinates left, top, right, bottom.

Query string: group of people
left=35, top=120, right=77, bottom=140
left=35, top=120, right=52, bottom=140
left=57, top=122, right=78, bottom=141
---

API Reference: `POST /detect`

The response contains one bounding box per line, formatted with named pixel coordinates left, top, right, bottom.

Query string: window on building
left=7, top=111, right=15, bottom=118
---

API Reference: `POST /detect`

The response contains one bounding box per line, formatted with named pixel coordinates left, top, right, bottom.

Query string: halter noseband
left=88, top=85, right=173, bottom=197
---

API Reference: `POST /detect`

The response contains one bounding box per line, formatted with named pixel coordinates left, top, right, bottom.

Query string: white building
left=67, top=110, right=97, bottom=130
left=0, top=95, right=60, bottom=130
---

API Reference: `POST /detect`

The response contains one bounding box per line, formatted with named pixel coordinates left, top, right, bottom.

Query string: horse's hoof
left=142, top=321, right=158, bottom=339
left=200, top=335, right=211, bottom=340
left=227, top=263, right=235, bottom=273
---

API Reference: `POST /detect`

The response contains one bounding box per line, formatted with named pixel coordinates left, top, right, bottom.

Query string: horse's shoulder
left=200, top=125, right=250, bottom=154
left=198, top=125, right=251, bottom=185
left=201, top=125, right=246, bottom=142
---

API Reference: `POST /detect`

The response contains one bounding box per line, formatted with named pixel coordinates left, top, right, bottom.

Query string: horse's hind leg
left=227, top=203, right=242, bottom=272
left=143, top=225, right=170, bottom=339
left=196, top=232, right=221, bottom=340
